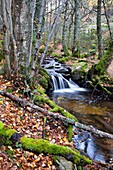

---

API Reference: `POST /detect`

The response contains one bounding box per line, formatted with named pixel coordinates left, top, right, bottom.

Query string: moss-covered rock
left=37, top=68, right=50, bottom=90
left=95, top=42, right=113, bottom=75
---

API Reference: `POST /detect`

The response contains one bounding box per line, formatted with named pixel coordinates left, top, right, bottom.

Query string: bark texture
left=13, top=0, right=36, bottom=69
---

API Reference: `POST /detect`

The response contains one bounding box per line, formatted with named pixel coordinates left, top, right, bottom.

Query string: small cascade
left=50, top=72, right=79, bottom=91
left=58, top=76, right=65, bottom=89
left=51, top=75, right=58, bottom=90
left=42, top=58, right=88, bottom=93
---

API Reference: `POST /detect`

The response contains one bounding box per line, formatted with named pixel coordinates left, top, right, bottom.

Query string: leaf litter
left=0, top=75, right=112, bottom=170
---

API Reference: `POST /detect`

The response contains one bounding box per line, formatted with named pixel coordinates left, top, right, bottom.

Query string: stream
left=43, top=58, right=113, bottom=164
left=52, top=91, right=113, bottom=164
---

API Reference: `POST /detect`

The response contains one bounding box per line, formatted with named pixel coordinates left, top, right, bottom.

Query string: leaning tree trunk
left=36, top=0, right=65, bottom=75
left=30, top=0, right=45, bottom=77
left=102, top=0, right=112, bottom=41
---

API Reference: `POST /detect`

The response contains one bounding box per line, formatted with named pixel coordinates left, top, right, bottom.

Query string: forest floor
left=0, top=75, right=112, bottom=170
left=0, top=75, right=72, bottom=170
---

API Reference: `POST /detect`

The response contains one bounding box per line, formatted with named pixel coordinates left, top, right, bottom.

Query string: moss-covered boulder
left=37, top=68, right=50, bottom=90
left=71, top=61, right=88, bottom=82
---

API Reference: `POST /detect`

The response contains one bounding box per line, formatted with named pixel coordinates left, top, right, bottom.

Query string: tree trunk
left=72, top=0, right=81, bottom=57
left=1, top=0, right=36, bottom=77
left=62, top=1, right=68, bottom=56
left=13, top=0, right=36, bottom=73
left=36, top=0, right=65, bottom=75
left=31, top=0, right=45, bottom=77
left=1, top=0, right=11, bottom=77
left=97, top=0, right=103, bottom=59
left=102, top=0, right=112, bottom=41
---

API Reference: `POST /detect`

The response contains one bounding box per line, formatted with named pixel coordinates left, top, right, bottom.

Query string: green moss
left=51, top=52, right=59, bottom=57
left=0, top=122, right=92, bottom=166
left=59, top=57, right=69, bottom=63
left=5, top=129, right=17, bottom=139
left=0, top=122, right=4, bottom=129
left=80, top=52, right=88, bottom=58
left=0, top=122, right=16, bottom=138
left=50, top=106, right=78, bottom=121
left=39, top=47, right=45, bottom=53
left=35, top=96, right=56, bottom=108
left=37, top=68, right=50, bottom=90
left=0, top=122, right=17, bottom=146
left=34, top=95, right=78, bottom=121
left=20, top=136, right=92, bottom=165
left=95, top=42, right=113, bottom=75
left=72, top=49, right=80, bottom=58
left=6, top=147, right=14, bottom=158
left=77, top=166, right=82, bottom=170
left=68, top=124, right=73, bottom=142
left=6, top=88, right=13, bottom=93
left=36, top=86, right=45, bottom=95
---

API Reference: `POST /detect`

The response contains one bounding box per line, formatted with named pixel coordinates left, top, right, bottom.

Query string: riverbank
left=0, top=75, right=113, bottom=169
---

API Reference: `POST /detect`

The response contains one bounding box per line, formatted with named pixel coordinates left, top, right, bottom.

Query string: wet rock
left=55, top=156, right=75, bottom=170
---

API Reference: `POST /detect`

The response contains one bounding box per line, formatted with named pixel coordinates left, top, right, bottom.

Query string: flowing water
left=43, top=58, right=113, bottom=164
left=52, top=90, right=113, bottom=164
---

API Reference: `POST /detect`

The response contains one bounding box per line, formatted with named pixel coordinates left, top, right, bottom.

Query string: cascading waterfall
left=51, top=75, right=58, bottom=90
left=58, top=76, right=65, bottom=89
left=50, top=72, right=79, bottom=91
left=42, top=58, right=87, bottom=93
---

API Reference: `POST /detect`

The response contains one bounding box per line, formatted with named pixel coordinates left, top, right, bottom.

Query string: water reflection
left=52, top=90, right=113, bottom=163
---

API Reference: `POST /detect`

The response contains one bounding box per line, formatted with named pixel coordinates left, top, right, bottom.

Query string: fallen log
left=0, top=90, right=113, bottom=139
left=0, top=90, right=77, bottom=122
left=0, top=121, right=92, bottom=165
left=74, top=122, right=113, bottom=139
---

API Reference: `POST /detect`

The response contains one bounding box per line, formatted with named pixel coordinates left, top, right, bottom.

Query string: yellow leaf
left=5, top=82, right=10, bottom=86
left=0, top=100, right=3, bottom=104
left=63, top=137, right=68, bottom=142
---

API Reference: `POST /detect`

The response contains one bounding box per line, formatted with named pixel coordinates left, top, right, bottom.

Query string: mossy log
left=0, top=90, right=77, bottom=143
left=1, top=90, right=113, bottom=139
left=34, top=95, right=78, bottom=121
left=0, top=121, right=92, bottom=166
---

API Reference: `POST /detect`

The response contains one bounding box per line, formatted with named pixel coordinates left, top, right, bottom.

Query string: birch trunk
left=97, top=0, right=103, bottom=59
left=72, top=0, right=81, bottom=57
left=13, top=0, right=36, bottom=72
left=7, top=0, right=18, bottom=75
left=62, top=1, right=68, bottom=55
left=1, top=0, right=11, bottom=77
left=31, top=0, right=45, bottom=77
left=36, top=0, right=65, bottom=75
left=26, top=0, right=36, bottom=71
left=103, top=0, right=112, bottom=41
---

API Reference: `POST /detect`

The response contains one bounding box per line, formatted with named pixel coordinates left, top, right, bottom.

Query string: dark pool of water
left=52, top=89, right=113, bottom=163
